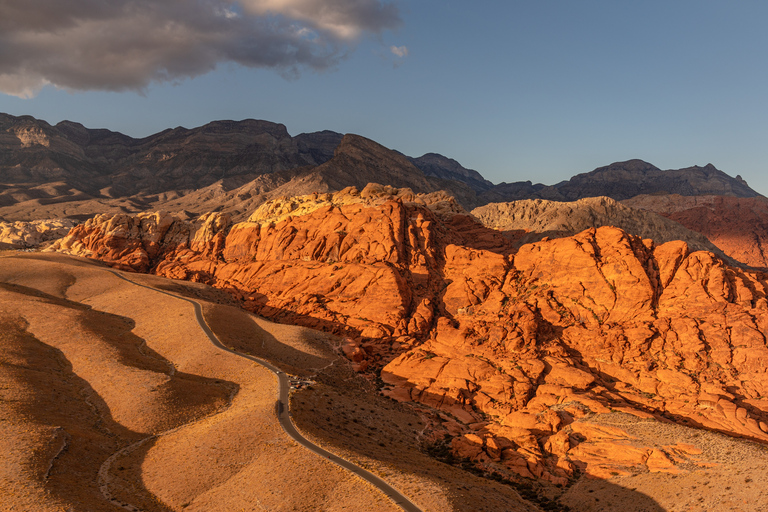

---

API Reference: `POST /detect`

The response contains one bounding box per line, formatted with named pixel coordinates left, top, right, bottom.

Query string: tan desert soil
left=0, top=196, right=154, bottom=223
left=558, top=413, right=768, bottom=512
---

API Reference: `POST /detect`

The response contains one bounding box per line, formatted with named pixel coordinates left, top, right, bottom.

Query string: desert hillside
left=0, top=252, right=402, bottom=511
left=6, top=113, right=768, bottom=511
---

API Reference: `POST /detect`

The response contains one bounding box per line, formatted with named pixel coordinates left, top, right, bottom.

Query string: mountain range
left=0, top=112, right=761, bottom=213
left=3, top=112, right=768, bottom=270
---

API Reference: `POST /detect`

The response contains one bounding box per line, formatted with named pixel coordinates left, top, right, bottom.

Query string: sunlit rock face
left=0, top=219, right=76, bottom=248
left=52, top=185, right=768, bottom=485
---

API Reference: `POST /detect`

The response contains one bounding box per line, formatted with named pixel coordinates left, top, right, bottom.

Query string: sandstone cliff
left=624, top=194, right=768, bottom=270
left=51, top=186, right=768, bottom=486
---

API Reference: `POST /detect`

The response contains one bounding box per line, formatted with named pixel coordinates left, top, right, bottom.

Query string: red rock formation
left=52, top=185, right=768, bottom=485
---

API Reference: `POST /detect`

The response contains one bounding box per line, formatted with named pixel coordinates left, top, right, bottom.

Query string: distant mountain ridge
left=0, top=113, right=493, bottom=220
left=480, top=158, right=762, bottom=203
left=0, top=113, right=343, bottom=197
left=559, top=159, right=760, bottom=199
left=408, top=153, right=493, bottom=192
left=2, top=114, right=764, bottom=251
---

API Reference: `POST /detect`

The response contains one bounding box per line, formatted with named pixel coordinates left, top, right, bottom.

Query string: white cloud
left=242, top=0, right=400, bottom=39
left=219, top=8, right=241, bottom=19
left=0, top=0, right=401, bottom=98
left=390, top=45, right=408, bottom=58
left=0, top=72, right=49, bottom=99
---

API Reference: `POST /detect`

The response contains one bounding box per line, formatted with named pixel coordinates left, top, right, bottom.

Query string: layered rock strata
left=52, top=185, right=768, bottom=486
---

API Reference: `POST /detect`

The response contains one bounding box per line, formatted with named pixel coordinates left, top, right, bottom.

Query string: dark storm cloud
left=0, top=0, right=401, bottom=97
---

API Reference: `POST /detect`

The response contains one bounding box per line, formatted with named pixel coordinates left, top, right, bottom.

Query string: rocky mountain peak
left=551, top=160, right=761, bottom=201
left=590, top=158, right=661, bottom=174
left=409, top=152, right=493, bottom=192
left=333, top=133, right=410, bottom=164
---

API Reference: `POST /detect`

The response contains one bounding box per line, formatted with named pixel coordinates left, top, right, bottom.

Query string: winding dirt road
left=107, top=269, right=423, bottom=512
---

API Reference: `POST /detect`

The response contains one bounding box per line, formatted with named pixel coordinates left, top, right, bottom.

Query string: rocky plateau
left=470, top=196, right=728, bottom=258
left=0, top=218, right=76, bottom=249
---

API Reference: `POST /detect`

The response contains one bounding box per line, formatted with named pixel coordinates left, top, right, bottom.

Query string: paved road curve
left=107, top=270, right=424, bottom=512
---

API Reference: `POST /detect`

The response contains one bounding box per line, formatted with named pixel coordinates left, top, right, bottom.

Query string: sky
left=2, top=1, right=768, bottom=194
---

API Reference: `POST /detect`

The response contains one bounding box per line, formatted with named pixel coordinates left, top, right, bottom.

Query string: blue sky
left=2, top=1, right=767, bottom=194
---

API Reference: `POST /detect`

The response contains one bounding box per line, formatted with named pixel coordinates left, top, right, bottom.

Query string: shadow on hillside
left=2, top=319, right=173, bottom=511
left=202, top=301, right=334, bottom=376
left=564, top=343, right=768, bottom=446
left=502, top=228, right=573, bottom=248
left=1, top=271, right=237, bottom=511
left=446, top=213, right=517, bottom=255
left=559, top=478, right=666, bottom=512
